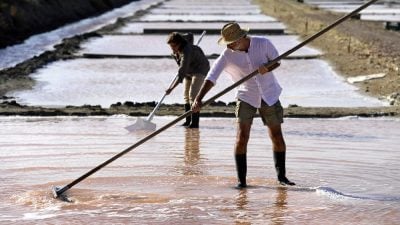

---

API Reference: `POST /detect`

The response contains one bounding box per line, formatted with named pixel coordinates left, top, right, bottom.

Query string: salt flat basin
left=327, top=7, right=400, bottom=22
left=163, top=0, right=253, bottom=4
left=10, top=58, right=386, bottom=107
left=134, top=0, right=269, bottom=22
left=137, top=14, right=277, bottom=22
left=303, top=1, right=399, bottom=10
left=306, top=2, right=400, bottom=22
left=311, top=3, right=387, bottom=9
left=147, top=8, right=262, bottom=15
left=361, top=14, right=400, bottom=22
left=161, top=0, right=260, bottom=8
left=115, top=22, right=286, bottom=34
left=303, top=0, right=364, bottom=3
left=158, top=5, right=261, bottom=10
left=0, top=116, right=399, bottom=224
left=79, top=34, right=321, bottom=59
left=145, top=0, right=263, bottom=16
left=329, top=8, right=400, bottom=14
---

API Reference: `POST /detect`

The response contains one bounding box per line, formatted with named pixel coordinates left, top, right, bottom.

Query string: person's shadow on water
left=234, top=189, right=250, bottom=224
left=271, top=187, right=288, bottom=225
left=235, top=189, right=249, bottom=210
left=233, top=187, right=288, bottom=225
left=183, top=128, right=202, bottom=176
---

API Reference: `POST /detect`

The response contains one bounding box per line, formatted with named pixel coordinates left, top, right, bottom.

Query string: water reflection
left=183, top=129, right=202, bottom=176
left=235, top=189, right=250, bottom=225
left=272, top=188, right=288, bottom=225
left=235, top=189, right=249, bottom=210
left=233, top=187, right=289, bottom=225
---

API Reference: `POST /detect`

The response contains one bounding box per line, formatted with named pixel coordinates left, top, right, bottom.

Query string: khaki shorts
left=235, top=99, right=284, bottom=126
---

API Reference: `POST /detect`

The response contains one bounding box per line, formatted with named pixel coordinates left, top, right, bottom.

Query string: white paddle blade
left=124, top=117, right=157, bottom=132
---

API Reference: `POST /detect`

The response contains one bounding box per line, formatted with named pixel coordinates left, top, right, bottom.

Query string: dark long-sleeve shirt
left=175, top=44, right=210, bottom=82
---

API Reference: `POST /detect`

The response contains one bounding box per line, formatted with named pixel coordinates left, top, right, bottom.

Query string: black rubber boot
left=273, top=151, right=295, bottom=186
left=181, top=104, right=191, bottom=127
left=188, top=112, right=199, bottom=128
left=235, top=154, right=247, bottom=189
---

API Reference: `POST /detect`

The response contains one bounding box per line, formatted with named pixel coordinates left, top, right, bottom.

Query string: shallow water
left=10, top=58, right=386, bottom=108
left=0, top=116, right=399, bottom=224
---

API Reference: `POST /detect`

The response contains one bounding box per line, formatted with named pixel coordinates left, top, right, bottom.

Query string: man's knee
left=236, top=123, right=251, bottom=148
left=235, top=139, right=248, bottom=155
left=268, top=125, right=286, bottom=148
left=271, top=134, right=285, bottom=146
left=235, top=148, right=247, bottom=155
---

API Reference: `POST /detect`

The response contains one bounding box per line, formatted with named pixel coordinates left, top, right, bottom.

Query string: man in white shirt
left=192, top=22, right=295, bottom=188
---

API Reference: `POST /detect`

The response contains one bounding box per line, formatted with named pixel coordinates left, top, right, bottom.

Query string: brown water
left=1, top=116, right=399, bottom=224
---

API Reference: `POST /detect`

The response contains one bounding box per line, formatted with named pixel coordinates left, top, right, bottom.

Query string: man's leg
left=268, top=123, right=295, bottom=186
left=234, top=100, right=256, bottom=188
left=235, top=122, right=251, bottom=188
left=267, top=123, right=286, bottom=152
left=259, top=101, right=295, bottom=186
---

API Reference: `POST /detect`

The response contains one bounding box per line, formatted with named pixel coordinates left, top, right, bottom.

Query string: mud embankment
left=0, top=0, right=137, bottom=48
left=1, top=100, right=399, bottom=117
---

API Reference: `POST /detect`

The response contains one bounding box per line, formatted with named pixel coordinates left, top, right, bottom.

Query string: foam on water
left=22, top=211, right=58, bottom=221
left=315, top=186, right=400, bottom=202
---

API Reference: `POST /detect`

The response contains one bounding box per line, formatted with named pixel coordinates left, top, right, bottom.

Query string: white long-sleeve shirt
left=206, top=36, right=282, bottom=108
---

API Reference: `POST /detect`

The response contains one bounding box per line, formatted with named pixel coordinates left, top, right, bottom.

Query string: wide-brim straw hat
left=218, top=22, right=250, bottom=45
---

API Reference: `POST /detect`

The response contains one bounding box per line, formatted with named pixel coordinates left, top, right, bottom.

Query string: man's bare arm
left=191, top=80, right=214, bottom=112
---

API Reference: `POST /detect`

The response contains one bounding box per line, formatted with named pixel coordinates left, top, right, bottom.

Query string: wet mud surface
left=1, top=100, right=398, bottom=117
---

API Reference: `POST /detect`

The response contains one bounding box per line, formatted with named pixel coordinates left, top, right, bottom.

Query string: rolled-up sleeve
left=265, top=39, right=279, bottom=61
left=206, top=55, right=226, bottom=85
